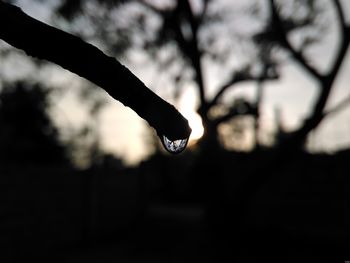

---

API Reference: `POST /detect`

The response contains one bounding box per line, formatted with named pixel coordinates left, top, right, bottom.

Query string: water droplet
left=161, top=135, right=188, bottom=154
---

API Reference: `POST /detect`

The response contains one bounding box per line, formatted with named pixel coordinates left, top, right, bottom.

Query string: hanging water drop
left=161, top=135, right=188, bottom=154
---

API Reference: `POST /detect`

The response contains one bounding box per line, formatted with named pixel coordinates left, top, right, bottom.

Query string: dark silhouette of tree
left=0, top=81, right=67, bottom=163
left=0, top=2, right=348, bottom=262
left=256, top=0, right=350, bottom=150
left=47, top=0, right=350, bottom=152
left=0, top=1, right=191, bottom=146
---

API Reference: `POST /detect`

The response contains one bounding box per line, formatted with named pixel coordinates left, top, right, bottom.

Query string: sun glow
left=179, top=89, right=204, bottom=142
left=183, top=110, right=204, bottom=141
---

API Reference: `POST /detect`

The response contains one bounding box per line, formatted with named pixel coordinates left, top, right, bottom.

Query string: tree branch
left=181, top=0, right=207, bottom=111
left=207, top=69, right=278, bottom=110
left=209, top=79, right=239, bottom=109
left=0, top=2, right=191, bottom=141
left=334, top=0, right=346, bottom=31
left=260, top=0, right=347, bottom=148
left=328, top=0, right=350, bottom=81
left=269, top=0, right=322, bottom=80
left=323, top=93, right=350, bottom=118
left=198, top=0, right=212, bottom=24
left=302, top=0, right=350, bottom=132
left=213, top=103, right=256, bottom=127
left=138, top=0, right=161, bottom=14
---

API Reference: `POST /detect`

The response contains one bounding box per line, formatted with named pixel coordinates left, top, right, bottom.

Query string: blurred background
left=1, top=0, right=350, bottom=262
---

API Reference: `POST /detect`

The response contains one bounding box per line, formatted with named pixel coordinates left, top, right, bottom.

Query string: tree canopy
left=0, top=81, right=67, bottom=163
left=44, top=0, right=350, bottom=151
left=1, top=0, right=350, bottom=155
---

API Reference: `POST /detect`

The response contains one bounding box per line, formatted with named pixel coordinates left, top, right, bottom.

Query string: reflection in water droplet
left=161, top=135, right=188, bottom=154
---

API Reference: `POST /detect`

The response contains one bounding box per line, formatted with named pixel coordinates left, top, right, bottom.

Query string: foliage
left=0, top=81, right=68, bottom=163
left=46, top=0, right=278, bottom=149
left=3, top=0, right=350, bottom=153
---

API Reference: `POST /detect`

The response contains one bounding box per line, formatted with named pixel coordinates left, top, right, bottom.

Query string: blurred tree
left=256, top=0, right=350, bottom=150
left=54, top=0, right=349, bottom=152
left=0, top=81, right=67, bottom=163
left=2, top=0, right=350, bottom=154
left=51, top=0, right=276, bottom=150
left=0, top=1, right=191, bottom=152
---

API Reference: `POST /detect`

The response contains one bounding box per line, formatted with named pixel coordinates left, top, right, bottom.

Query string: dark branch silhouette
left=268, top=0, right=350, bottom=148
left=268, top=1, right=322, bottom=80
left=0, top=1, right=191, bottom=142
left=207, top=67, right=278, bottom=110
left=213, top=101, right=256, bottom=126
left=323, top=93, right=350, bottom=117
left=5, top=0, right=348, bottom=152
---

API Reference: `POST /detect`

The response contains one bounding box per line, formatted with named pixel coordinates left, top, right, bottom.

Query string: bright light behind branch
left=183, top=110, right=204, bottom=141
left=179, top=88, right=204, bottom=142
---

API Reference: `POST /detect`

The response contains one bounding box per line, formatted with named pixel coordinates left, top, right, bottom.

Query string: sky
left=2, top=0, right=350, bottom=165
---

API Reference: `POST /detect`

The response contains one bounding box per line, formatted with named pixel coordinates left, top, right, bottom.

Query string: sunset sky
left=2, top=0, right=350, bottom=165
